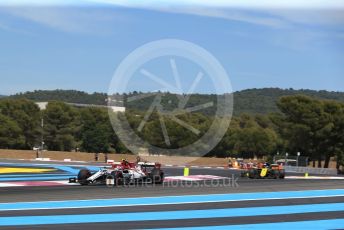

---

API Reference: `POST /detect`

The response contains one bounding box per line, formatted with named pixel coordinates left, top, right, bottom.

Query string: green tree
left=43, top=102, right=80, bottom=151
left=0, top=99, right=41, bottom=149
left=209, top=115, right=280, bottom=159
left=321, top=100, right=344, bottom=168
left=80, top=108, right=114, bottom=153
left=276, top=95, right=344, bottom=168
left=0, top=114, right=25, bottom=148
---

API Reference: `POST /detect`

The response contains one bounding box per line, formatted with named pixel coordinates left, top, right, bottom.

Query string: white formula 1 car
left=70, top=161, right=164, bottom=186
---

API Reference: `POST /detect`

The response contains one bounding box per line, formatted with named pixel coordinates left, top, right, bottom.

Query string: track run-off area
left=0, top=159, right=343, bottom=229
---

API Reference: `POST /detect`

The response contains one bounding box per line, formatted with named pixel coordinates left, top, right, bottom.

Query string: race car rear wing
left=109, top=161, right=161, bottom=169
left=138, top=162, right=155, bottom=166
left=138, top=162, right=162, bottom=169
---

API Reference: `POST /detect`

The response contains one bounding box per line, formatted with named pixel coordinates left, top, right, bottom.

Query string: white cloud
left=89, top=0, right=344, bottom=10
left=89, top=1, right=344, bottom=29
left=2, top=0, right=344, bottom=10
left=106, top=4, right=344, bottom=43
left=268, top=10, right=344, bottom=26
left=0, top=19, right=34, bottom=34
left=1, top=1, right=343, bottom=40
left=156, top=7, right=288, bottom=28
left=0, top=7, right=127, bottom=34
left=5, top=7, right=85, bottom=33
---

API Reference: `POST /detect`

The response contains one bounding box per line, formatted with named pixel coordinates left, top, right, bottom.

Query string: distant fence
left=274, top=155, right=309, bottom=167
left=284, top=166, right=338, bottom=175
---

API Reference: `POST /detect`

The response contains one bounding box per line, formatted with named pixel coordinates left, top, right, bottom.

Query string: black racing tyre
left=248, top=169, right=259, bottom=179
left=78, top=169, right=91, bottom=186
left=240, top=171, right=248, bottom=177
left=151, top=168, right=164, bottom=184
left=269, top=170, right=279, bottom=179
left=111, top=171, right=123, bottom=186
left=279, top=170, right=285, bottom=179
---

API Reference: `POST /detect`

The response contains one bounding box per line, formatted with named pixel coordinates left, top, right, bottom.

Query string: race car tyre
left=151, top=168, right=164, bottom=184
left=111, top=171, right=123, bottom=186
left=78, top=169, right=91, bottom=186
left=240, top=171, right=248, bottom=177
left=279, top=170, right=285, bottom=179
left=248, top=169, right=254, bottom=179
left=270, top=170, right=279, bottom=179
left=248, top=169, right=259, bottom=179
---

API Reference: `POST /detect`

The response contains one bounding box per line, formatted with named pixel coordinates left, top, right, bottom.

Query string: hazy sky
left=0, top=1, right=343, bottom=95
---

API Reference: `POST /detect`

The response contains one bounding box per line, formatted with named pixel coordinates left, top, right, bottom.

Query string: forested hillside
left=8, top=88, right=344, bottom=116
left=0, top=96, right=343, bottom=169
left=10, top=90, right=107, bottom=105
left=234, top=88, right=344, bottom=114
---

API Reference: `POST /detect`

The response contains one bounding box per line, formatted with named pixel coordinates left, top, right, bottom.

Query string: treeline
left=0, top=99, right=125, bottom=153
left=234, top=88, right=344, bottom=115
left=212, top=95, right=344, bottom=169
left=0, top=96, right=343, bottom=169
left=7, top=88, right=344, bottom=116
left=10, top=90, right=108, bottom=105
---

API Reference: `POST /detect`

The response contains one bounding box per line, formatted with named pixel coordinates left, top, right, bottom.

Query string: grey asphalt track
left=1, top=176, right=344, bottom=202
left=1, top=165, right=344, bottom=202
left=1, top=197, right=344, bottom=230
left=1, top=159, right=344, bottom=229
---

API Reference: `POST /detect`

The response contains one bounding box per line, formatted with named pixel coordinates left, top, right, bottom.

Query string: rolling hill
left=6, top=88, right=344, bottom=116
